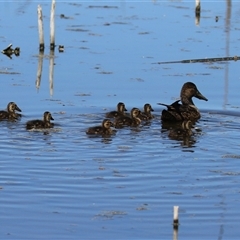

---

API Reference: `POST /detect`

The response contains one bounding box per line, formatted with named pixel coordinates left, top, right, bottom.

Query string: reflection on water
left=161, top=120, right=199, bottom=148
left=35, top=50, right=55, bottom=95
left=223, top=0, right=232, bottom=110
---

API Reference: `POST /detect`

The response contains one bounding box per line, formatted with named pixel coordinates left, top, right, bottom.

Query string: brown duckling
left=26, top=111, right=54, bottom=130
left=114, top=108, right=141, bottom=128
left=0, top=102, right=22, bottom=121
left=158, top=82, right=208, bottom=122
left=106, top=102, right=127, bottom=118
left=86, top=119, right=115, bottom=135
left=139, top=103, right=154, bottom=121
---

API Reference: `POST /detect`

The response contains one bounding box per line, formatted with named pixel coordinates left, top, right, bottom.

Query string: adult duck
left=158, top=82, right=208, bottom=122
left=106, top=102, right=127, bottom=118
left=0, top=102, right=22, bottom=121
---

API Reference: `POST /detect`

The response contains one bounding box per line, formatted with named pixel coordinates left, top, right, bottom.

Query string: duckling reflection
left=86, top=119, right=116, bottom=136
left=26, top=111, right=54, bottom=130
left=114, top=108, right=141, bottom=128
left=168, top=120, right=196, bottom=147
left=139, top=103, right=154, bottom=121
left=0, top=102, right=22, bottom=121
left=106, top=102, right=127, bottom=118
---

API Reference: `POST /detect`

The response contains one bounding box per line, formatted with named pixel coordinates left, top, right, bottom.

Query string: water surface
left=1, top=1, right=240, bottom=239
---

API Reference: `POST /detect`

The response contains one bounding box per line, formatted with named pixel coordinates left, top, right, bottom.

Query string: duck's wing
left=114, top=116, right=132, bottom=128
left=179, top=105, right=201, bottom=121
left=158, top=100, right=184, bottom=121
left=157, top=100, right=181, bottom=111
left=139, top=112, right=149, bottom=121
left=106, top=111, right=121, bottom=118
left=26, top=120, right=45, bottom=130
left=86, top=125, right=105, bottom=134
left=0, top=110, right=10, bottom=120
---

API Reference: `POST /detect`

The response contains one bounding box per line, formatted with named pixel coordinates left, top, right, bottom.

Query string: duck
left=86, top=119, right=115, bottom=135
left=114, top=108, right=141, bottom=128
left=106, top=102, right=127, bottom=118
left=158, top=82, right=208, bottom=122
left=0, top=102, right=22, bottom=121
left=139, top=103, right=154, bottom=121
left=26, top=111, right=54, bottom=130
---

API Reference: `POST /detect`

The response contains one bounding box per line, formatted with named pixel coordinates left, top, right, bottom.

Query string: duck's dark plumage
left=86, top=119, right=115, bottom=135
left=106, top=102, right=127, bottom=118
left=158, top=82, right=208, bottom=122
left=114, top=108, right=141, bottom=128
left=139, top=103, right=154, bottom=121
left=26, top=111, right=54, bottom=130
left=0, top=102, right=22, bottom=121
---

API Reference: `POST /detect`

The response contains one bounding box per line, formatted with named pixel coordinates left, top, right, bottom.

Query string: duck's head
left=117, top=102, right=127, bottom=112
left=43, top=111, right=54, bottom=121
left=180, top=82, right=208, bottom=104
left=7, top=102, right=21, bottom=113
left=131, top=108, right=141, bottom=118
left=144, top=103, right=154, bottom=113
left=102, top=119, right=114, bottom=129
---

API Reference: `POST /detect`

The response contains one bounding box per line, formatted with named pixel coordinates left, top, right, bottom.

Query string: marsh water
left=1, top=1, right=240, bottom=239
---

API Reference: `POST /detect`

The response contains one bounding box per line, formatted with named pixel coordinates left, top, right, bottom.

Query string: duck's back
left=114, top=116, right=132, bottom=128
left=0, top=111, right=19, bottom=121
left=0, top=111, right=10, bottom=120
left=86, top=126, right=105, bottom=134
left=106, top=111, right=123, bottom=118
left=86, top=126, right=113, bottom=135
left=161, top=102, right=200, bottom=122
left=26, top=119, right=53, bottom=130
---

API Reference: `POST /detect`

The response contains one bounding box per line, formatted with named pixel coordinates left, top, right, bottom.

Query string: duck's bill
left=196, top=91, right=208, bottom=101
left=16, top=106, right=22, bottom=112
left=51, top=116, right=54, bottom=120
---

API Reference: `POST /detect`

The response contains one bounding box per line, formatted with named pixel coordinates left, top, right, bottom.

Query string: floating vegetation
left=93, top=210, right=127, bottom=220
left=222, top=154, right=240, bottom=159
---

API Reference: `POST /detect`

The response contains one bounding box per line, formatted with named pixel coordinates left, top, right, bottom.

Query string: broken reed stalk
left=195, top=0, right=201, bottom=14
left=37, top=5, right=44, bottom=51
left=173, top=206, right=179, bottom=228
left=156, top=55, right=239, bottom=64
left=50, top=0, right=56, bottom=50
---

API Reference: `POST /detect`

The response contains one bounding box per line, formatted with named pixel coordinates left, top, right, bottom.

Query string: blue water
left=1, top=1, right=240, bottom=239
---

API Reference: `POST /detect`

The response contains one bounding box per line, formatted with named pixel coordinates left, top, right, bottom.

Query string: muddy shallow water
left=1, top=1, right=240, bottom=239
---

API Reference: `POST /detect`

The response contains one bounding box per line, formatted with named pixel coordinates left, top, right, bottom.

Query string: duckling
left=106, top=102, right=127, bottom=118
left=158, top=82, right=208, bottom=122
left=114, top=108, right=141, bottom=128
left=86, top=119, right=115, bottom=135
left=139, top=103, right=154, bottom=121
left=0, top=102, right=22, bottom=121
left=26, top=111, right=54, bottom=130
